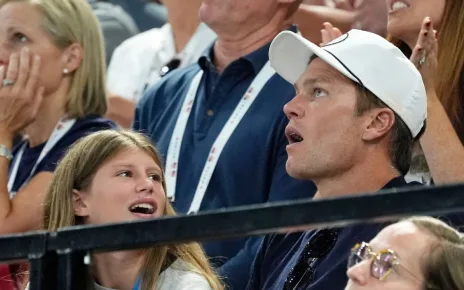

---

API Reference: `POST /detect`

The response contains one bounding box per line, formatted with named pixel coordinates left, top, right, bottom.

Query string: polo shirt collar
left=199, top=25, right=298, bottom=74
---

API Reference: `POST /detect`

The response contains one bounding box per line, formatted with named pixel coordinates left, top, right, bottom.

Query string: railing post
left=29, top=251, right=58, bottom=290
left=56, top=249, right=91, bottom=290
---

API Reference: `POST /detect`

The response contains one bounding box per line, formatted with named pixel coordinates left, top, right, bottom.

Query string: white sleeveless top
left=26, top=259, right=212, bottom=290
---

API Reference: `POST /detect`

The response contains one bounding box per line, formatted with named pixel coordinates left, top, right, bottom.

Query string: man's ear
left=73, top=189, right=90, bottom=217
left=362, top=108, right=395, bottom=141
left=61, top=43, right=84, bottom=75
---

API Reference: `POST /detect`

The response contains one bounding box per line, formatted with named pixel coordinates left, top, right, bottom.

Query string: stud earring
left=63, top=68, right=69, bottom=75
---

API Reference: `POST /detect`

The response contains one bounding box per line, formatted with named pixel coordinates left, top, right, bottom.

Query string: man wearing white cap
left=246, top=29, right=427, bottom=289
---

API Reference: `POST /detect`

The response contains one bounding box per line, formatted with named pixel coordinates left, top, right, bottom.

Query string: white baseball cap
left=269, top=29, right=427, bottom=138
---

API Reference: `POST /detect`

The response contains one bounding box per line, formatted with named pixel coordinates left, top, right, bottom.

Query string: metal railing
left=1, top=183, right=463, bottom=290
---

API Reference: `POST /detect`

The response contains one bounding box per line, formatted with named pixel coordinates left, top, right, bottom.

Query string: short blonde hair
left=404, top=216, right=464, bottom=290
left=0, top=0, right=107, bottom=118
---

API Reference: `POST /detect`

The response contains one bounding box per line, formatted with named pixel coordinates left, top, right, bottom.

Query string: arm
left=295, top=4, right=355, bottom=44
left=419, top=92, right=464, bottom=184
left=0, top=131, right=51, bottom=233
left=409, top=18, right=464, bottom=184
left=105, top=95, right=136, bottom=129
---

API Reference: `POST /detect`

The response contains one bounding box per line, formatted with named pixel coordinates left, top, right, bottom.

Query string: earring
left=63, top=68, right=69, bottom=75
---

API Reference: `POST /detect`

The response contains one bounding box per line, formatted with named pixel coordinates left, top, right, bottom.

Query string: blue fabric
left=246, top=177, right=420, bottom=290
left=133, top=28, right=317, bottom=289
left=10, top=116, right=117, bottom=192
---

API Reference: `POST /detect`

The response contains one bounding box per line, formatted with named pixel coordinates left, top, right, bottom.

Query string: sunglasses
left=284, top=229, right=340, bottom=290
left=159, top=58, right=181, bottom=78
left=348, top=242, right=421, bottom=282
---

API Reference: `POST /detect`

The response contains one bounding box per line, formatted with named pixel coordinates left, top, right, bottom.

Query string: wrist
left=0, top=130, right=14, bottom=149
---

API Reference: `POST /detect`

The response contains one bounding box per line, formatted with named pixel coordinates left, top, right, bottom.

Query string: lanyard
left=7, top=117, right=76, bottom=197
left=132, top=278, right=141, bottom=290
left=165, top=61, right=275, bottom=214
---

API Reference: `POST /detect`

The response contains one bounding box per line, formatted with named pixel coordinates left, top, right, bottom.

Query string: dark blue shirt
left=247, top=177, right=420, bottom=290
left=10, top=116, right=117, bottom=192
left=133, top=32, right=317, bottom=288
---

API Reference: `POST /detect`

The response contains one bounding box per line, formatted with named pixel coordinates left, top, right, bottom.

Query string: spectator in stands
left=106, top=0, right=216, bottom=128
left=0, top=0, right=116, bottom=235
left=133, top=0, right=317, bottom=288
left=385, top=0, right=464, bottom=186
left=346, top=216, right=464, bottom=290
left=89, top=0, right=139, bottom=66
left=246, top=29, right=426, bottom=289
left=41, top=130, right=223, bottom=290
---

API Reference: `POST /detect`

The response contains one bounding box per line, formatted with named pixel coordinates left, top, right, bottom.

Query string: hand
left=0, top=47, right=44, bottom=136
left=351, top=0, right=388, bottom=36
left=410, top=17, right=438, bottom=93
left=332, top=0, right=355, bottom=10
left=320, top=22, right=343, bottom=45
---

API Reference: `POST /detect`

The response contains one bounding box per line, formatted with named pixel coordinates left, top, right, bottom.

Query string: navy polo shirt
left=10, top=116, right=117, bottom=193
left=133, top=29, right=317, bottom=288
left=246, top=177, right=422, bottom=290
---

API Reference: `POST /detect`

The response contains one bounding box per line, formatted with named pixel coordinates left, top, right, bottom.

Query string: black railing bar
left=0, top=230, right=47, bottom=261
left=49, top=183, right=464, bottom=253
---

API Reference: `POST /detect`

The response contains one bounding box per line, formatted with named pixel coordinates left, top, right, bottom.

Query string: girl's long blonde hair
left=43, top=130, right=224, bottom=290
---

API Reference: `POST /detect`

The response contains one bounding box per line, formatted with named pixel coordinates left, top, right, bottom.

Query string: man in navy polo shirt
left=133, top=0, right=315, bottom=288
left=246, top=30, right=427, bottom=289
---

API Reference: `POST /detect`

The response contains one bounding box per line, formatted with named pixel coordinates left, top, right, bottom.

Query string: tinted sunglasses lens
left=348, top=243, right=369, bottom=268
left=372, top=251, right=396, bottom=280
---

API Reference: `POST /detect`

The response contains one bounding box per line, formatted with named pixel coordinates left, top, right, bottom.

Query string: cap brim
left=269, top=31, right=357, bottom=84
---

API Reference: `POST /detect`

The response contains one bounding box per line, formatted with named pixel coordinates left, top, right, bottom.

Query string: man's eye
left=314, top=88, right=328, bottom=98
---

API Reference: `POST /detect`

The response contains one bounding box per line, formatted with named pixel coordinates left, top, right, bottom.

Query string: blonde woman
left=346, top=216, right=464, bottom=290
left=36, top=130, right=223, bottom=290
left=0, top=0, right=116, bottom=236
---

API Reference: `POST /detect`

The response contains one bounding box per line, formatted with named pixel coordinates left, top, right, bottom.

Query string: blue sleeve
left=218, top=109, right=317, bottom=289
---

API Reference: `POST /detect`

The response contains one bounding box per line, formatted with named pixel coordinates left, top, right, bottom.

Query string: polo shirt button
left=207, top=109, right=214, bottom=117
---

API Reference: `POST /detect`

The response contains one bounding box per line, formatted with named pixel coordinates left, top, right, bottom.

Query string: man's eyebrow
left=294, top=76, right=335, bottom=91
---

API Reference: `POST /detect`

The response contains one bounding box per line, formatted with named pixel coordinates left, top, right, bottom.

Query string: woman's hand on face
left=0, top=47, right=44, bottom=136
left=410, top=17, right=438, bottom=94
left=320, top=22, right=343, bottom=46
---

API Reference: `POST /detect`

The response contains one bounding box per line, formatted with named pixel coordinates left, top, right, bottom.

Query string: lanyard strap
left=165, top=61, right=275, bottom=214
left=132, top=278, right=141, bottom=290
left=7, top=117, right=76, bottom=197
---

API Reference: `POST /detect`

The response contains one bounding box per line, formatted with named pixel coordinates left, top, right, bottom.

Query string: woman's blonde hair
left=43, top=130, right=224, bottom=290
left=404, top=216, right=464, bottom=290
left=0, top=0, right=107, bottom=118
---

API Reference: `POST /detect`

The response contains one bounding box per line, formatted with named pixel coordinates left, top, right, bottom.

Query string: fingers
left=5, top=52, right=19, bottom=83
left=0, top=65, right=5, bottom=85
left=14, top=47, right=30, bottom=89
left=321, top=22, right=343, bottom=45
left=25, top=55, right=41, bottom=94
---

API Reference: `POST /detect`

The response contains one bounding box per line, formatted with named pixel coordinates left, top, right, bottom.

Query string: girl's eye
left=314, top=88, right=328, bottom=98
left=148, top=174, right=162, bottom=182
left=117, top=171, right=131, bottom=177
